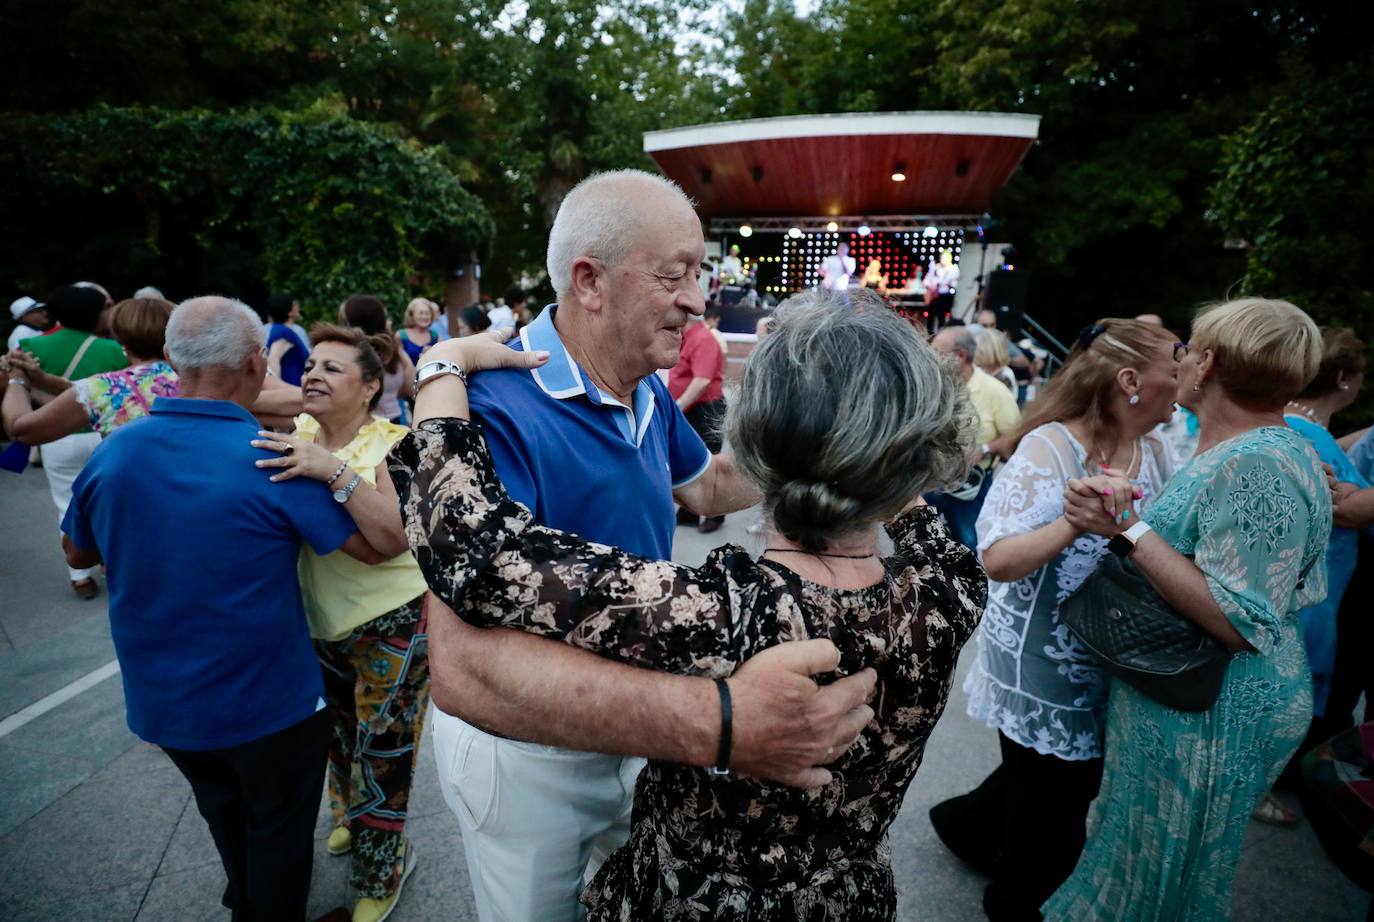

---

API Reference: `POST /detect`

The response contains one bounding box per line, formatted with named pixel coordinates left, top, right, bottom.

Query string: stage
left=644, top=110, right=1039, bottom=332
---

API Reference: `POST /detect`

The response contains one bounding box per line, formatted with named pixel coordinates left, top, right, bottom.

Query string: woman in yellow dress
left=252, top=323, right=428, bottom=922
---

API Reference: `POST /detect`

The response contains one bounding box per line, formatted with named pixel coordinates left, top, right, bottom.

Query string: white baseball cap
left=9, top=296, right=44, bottom=321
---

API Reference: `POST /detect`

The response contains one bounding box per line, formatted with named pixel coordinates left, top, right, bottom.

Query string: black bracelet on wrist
left=709, top=677, right=732, bottom=776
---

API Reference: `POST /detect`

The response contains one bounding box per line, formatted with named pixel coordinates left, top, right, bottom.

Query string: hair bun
left=365, top=330, right=397, bottom=365
left=769, top=479, right=864, bottom=552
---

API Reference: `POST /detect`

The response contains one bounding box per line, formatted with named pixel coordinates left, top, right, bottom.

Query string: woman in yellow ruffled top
left=251, top=323, right=427, bottom=922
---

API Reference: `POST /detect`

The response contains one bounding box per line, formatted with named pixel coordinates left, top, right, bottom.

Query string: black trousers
left=162, top=710, right=331, bottom=922
left=1326, top=535, right=1374, bottom=728
left=929, top=731, right=1103, bottom=922
left=684, top=398, right=726, bottom=454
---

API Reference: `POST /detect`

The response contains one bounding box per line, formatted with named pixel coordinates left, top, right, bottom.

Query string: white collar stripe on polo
left=519, top=305, right=658, bottom=447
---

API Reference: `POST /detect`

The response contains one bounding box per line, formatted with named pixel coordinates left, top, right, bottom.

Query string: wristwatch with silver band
left=414, top=359, right=467, bottom=394
left=332, top=473, right=363, bottom=504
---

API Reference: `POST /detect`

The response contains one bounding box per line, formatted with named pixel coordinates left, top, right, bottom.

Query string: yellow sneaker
left=352, top=840, right=417, bottom=922
left=327, top=826, right=352, bottom=856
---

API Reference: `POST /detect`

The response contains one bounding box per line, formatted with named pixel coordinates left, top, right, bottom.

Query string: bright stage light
left=739, top=224, right=754, bottom=238
left=857, top=225, right=871, bottom=237
left=788, top=227, right=802, bottom=238
left=923, top=226, right=939, bottom=238
left=826, top=221, right=839, bottom=232
left=892, top=162, right=907, bottom=182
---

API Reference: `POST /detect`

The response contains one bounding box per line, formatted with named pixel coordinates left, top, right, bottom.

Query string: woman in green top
left=1046, top=298, right=1330, bottom=921
left=249, top=323, right=428, bottom=922
left=8, top=284, right=126, bottom=598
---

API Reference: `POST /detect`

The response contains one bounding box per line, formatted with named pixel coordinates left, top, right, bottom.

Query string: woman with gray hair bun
left=387, top=287, right=988, bottom=920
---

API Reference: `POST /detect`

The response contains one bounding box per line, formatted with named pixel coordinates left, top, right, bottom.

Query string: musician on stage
left=923, top=250, right=959, bottom=313
left=718, top=245, right=744, bottom=285
left=861, top=258, right=888, bottom=293
left=819, top=242, right=856, bottom=291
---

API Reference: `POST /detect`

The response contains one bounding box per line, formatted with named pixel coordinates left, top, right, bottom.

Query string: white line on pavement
left=0, top=659, right=121, bottom=740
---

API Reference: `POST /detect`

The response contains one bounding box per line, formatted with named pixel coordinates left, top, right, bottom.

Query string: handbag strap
left=61, top=334, right=98, bottom=379
left=1295, top=551, right=1319, bottom=592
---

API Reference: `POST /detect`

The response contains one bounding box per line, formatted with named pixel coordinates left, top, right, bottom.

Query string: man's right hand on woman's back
left=729, top=639, right=877, bottom=789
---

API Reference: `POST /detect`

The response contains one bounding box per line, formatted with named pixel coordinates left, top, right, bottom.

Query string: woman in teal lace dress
left=1046, top=298, right=1332, bottom=921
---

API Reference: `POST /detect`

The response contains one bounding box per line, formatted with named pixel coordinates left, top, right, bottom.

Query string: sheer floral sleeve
left=388, top=417, right=741, bottom=677
left=886, top=504, right=989, bottom=627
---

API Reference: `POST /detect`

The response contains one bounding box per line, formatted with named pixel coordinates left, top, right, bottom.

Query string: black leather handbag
left=1059, top=555, right=1230, bottom=712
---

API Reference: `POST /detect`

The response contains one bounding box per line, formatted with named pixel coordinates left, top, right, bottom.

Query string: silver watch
left=332, top=473, right=363, bottom=504
left=414, top=359, right=468, bottom=393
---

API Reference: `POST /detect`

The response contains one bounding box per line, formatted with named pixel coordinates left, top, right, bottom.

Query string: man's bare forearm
left=676, top=453, right=760, bottom=517
left=429, top=601, right=717, bottom=765
left=428, top=593, right=877, bottom=788
left=251, top=377, right=302, bottom=420
left=1334, top=487, right=1374, bottom=530
left=675, top=377, right=710, bottom=411
left=1338, top=426, right=1370, bottom=452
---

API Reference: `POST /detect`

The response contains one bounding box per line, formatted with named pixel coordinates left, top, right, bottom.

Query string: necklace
left=764, top=548, right=878, bottom=560
left=1096, top=439, right=1139, bottom=476
left=1286, top=400, right=1321, bottom=423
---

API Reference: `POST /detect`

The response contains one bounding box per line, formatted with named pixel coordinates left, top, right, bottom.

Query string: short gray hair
left=728, top=289, right=976, bottom=551
left=943, top=327, right=978, bottom=364
left=166, top=296, right=266, bottom=371
left=545, top=169, right=693, bottom=298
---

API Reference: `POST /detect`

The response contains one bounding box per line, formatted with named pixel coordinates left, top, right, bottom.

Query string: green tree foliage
left=0, top=0, right=722, bottom=299
left=1209, top=49, right=1374, bottom=424
left=2, top=0, right=1367, bottom=355
left=0, top=0, right=342, bottom=112
left=719, top=0, right=1367, bottom=342
left=425, top=0, right=726, bottom=289
left=0, top=105, right=490, bottom=318
left=1209, top=51, right=1374, bottom=317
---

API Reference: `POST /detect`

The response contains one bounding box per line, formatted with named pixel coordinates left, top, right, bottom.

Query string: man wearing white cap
left=7, top=296, right=50, bottom=351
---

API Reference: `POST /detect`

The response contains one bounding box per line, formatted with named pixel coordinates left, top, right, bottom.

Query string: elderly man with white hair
left=60, top=296, right=392, bottom=922
left=927, top=325, right=1020, bottom=549
left=418, top=169, right=877, bottom=921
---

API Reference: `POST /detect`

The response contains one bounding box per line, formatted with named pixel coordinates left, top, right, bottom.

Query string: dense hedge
left=1209, top=52, right=1374, bottom=428
left=0, top=103, right=491, bottom=318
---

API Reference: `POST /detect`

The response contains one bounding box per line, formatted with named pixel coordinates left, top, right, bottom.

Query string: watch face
left=332, top=488, right=348, bottom=503
left=1108, top=534, right=1133, bottom=557
left=416, top=362, right=448, bottom=386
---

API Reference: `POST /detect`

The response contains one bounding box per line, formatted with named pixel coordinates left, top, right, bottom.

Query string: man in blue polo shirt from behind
left=425, top=169, right=761, bottom=921
left=62, top=296, right=388, bottom=922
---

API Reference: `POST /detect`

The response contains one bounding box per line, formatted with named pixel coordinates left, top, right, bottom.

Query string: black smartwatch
left=1108, top=520, right=1151, bottom=558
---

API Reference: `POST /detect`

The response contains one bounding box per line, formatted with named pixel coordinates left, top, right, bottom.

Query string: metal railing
left=1020, top=313, right=1069, bottom=378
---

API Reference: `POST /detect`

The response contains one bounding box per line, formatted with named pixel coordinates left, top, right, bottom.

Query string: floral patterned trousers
left=315, top=595, right=430, bottom=898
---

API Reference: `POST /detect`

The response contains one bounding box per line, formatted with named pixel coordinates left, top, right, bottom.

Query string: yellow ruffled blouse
left=294, top=414, right=429, bottom=641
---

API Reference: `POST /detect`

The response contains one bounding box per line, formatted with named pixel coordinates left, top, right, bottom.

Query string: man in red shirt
left=668, top=306, right=728, bottom=532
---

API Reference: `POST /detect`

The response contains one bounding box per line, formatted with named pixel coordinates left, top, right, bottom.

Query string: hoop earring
left=1129, top=394, right=1140, bottom=406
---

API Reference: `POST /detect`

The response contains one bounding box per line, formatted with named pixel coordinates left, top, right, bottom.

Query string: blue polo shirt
left=62, top=397, right=359, bottom=751
left=467, top=305, right=710, bottom=559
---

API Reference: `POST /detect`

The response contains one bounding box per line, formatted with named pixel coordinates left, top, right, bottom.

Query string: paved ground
left=0, top=463, right=1367, bottom=920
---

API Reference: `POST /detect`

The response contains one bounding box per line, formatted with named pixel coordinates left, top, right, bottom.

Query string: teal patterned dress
left=1045, top=426, right=1331, bottom=921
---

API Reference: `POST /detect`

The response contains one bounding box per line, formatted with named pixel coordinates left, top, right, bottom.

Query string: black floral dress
left=388, top=419, right=987, bottom=921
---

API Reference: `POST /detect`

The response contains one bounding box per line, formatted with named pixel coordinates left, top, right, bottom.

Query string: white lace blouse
left=963, top=421, right=1175, bottom=760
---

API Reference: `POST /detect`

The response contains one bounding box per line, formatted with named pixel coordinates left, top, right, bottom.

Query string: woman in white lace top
left=930, top=318, right=1182, bottom=921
